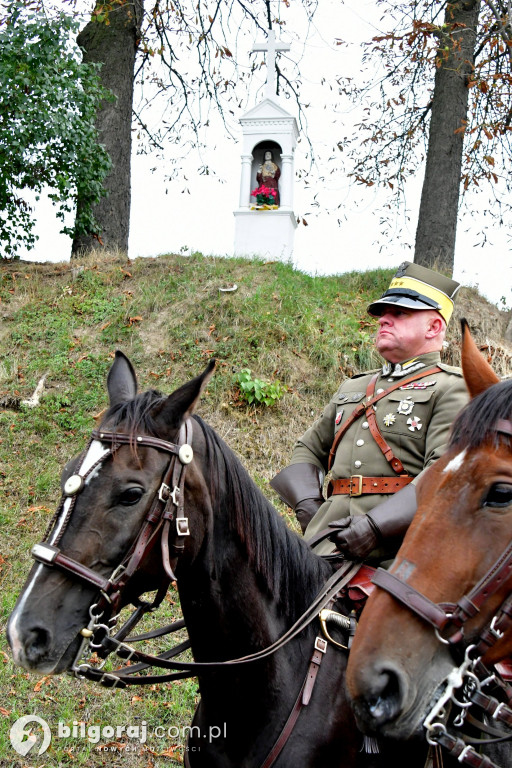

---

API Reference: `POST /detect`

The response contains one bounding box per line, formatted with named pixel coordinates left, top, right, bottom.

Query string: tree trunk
left=72, top=0, right=143, bottom=257
left=414, top=0, right=481, bottom=275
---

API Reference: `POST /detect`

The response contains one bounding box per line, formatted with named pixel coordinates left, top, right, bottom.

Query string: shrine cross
left=251, top=29, right=290, bottom=98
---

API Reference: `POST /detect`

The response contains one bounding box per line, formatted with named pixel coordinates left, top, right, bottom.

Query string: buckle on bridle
left=159, top=483, right=171, bottom=502
left=32, top=542, right=59, bottom=565
left=109, top=563, right=126, bottom=584
left=176, top=517, right=190, bottom=536
left=349, top=475, right=363, bottom=496
left=489, top=614, right=504, bottom=640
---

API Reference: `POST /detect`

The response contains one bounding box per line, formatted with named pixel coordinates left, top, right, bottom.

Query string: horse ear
left=107, top=351, right=138, bottom=407
left=156, top=359, right=216, bottom=428
left=461, top=318, right=500, bottom=399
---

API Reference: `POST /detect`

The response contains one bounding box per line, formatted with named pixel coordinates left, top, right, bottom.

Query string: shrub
left=233, top=368, right=287, bottom=407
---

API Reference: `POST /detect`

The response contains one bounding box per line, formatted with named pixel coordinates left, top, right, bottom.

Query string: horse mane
left=450, top=378, right=512, bottom=450
left=101, top=391, right=329, bottom=616
left=193, top=416, right=330, bottom=615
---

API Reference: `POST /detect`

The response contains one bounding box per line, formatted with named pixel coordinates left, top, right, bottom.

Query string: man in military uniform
left=271, top=261, right=469, bottom=565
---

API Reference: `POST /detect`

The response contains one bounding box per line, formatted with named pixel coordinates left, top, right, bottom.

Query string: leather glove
left=270, top=463, right=324, bottom=534
left=329, top=483, right=417, bottom=559
left=328, top=515, right=381, bottom=559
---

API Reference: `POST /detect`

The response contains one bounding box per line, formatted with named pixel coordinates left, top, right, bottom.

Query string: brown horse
left=346, top=322, right=512, bottom=765
left=7, top=351, right=429, bottom=767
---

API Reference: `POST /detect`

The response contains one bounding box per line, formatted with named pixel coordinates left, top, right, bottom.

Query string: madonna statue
left=256, top=151, right=281, bottom=206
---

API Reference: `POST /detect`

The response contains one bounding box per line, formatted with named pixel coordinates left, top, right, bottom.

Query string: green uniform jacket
left=291, top=352, right=469, bottom=559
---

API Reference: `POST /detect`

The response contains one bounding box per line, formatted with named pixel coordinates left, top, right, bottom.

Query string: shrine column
left=239, top=153, right=253, bottom=208
left=279, top=153, right=294, bottom=209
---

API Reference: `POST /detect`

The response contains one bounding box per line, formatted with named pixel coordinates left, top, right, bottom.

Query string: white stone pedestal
left=234, top=208, right=297, bottom=260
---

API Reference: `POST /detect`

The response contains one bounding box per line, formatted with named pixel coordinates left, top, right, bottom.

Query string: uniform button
left=388, top=378, right=394, bottom=382
left=362, top=421, right=369, bottom=429
left=356, top=439, right=364, bottom=447
left=354, top=460, right=362, bottom=468
left=377, top=388, right=385, bottom=394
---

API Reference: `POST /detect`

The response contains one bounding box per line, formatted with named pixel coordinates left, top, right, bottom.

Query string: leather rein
left=370, top=417, right=512, bottom=768
left=30, top=420, right=362, bottom=768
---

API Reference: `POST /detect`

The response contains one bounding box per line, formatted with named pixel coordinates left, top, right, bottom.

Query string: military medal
left=407, top=416, right=422, bottom=432
left=383, top=414, right=396, bottom=427
left=399, top=381, right=436, bottom=390
left=335, top=411, right=343, bottom=425
left=397, top=397, right=414, bottom=415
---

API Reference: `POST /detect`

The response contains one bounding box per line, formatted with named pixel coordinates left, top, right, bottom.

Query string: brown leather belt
left=329, top=475, right=413, bottom=497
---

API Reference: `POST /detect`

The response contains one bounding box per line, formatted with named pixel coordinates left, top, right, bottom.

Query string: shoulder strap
left=328, top=367, right=441, bottom=471
left=364, top=374, right=406, bottom=475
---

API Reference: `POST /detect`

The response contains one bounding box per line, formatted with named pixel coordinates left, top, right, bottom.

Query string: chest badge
left=399, top=380, right=436, bottom=390
left=407, top=416, right=423, bottom=432
left=397, top=397, right=414, bottom=416
left=383, top=413, right=396, bottom=427
left=335, top=411, right=343, bottom=425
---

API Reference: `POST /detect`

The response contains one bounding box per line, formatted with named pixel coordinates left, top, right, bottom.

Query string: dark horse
left=346, top=323, right=512, bottom=767
left=7, top=352, right=429, bottom=767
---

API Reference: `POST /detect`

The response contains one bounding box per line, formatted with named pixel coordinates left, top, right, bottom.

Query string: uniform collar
left=381, top=351, right=441, bottom=378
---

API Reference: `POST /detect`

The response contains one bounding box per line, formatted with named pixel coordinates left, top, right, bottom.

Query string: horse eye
left=482, top=483, right=512, bottom=509
left=118, top=487, right=145, bottom=506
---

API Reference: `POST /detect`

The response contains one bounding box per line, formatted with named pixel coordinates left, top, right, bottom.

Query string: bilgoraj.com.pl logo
left=10, top=715, right=52, bottom=756
left=9, top=714, right=227, bottom=755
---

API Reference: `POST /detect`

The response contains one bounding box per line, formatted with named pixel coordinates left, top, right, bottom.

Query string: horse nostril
left=354, top=665, right=407, bottom=731
left=24, top=626, right=52, bottom=663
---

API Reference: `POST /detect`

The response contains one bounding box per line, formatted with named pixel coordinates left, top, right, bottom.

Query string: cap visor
left=367, top=295, right=440, bottom=317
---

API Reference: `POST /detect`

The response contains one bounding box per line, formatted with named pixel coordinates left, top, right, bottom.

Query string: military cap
left=367, top=261, right=460, bottom=324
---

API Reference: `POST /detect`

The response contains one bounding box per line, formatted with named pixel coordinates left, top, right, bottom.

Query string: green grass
left=0, top=250, right=504, bottom=767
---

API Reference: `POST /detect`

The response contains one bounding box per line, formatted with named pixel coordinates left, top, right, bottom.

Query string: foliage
left=0, top=2, right=112, bottom=260
left=233, top=367, right=287, bottom=406
left=338, top=0, right=512, bottom=228
left=251, top=184, right=278, bottom=206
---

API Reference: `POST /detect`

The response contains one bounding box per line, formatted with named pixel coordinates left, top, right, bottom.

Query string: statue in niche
left=256, top=150, right=281, bottom=206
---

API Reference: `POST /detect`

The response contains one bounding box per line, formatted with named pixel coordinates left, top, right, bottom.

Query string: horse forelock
left=193, top=416, right=328, bottom=614
left=102, top=389, right=168, bottom=439
left=450, top=378, right=512, bottom=451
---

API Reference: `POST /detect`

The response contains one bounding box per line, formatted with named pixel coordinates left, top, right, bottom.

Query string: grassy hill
left=0, top=251, right=510, bottom=768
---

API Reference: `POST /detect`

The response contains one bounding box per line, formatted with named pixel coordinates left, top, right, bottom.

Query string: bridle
left=31, top=421, right=195, bottom=678
left=370, top=418, right=512, bottom=768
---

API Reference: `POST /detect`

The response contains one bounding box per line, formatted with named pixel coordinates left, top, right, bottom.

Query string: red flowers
left=251, top=185, right=277, bottom=205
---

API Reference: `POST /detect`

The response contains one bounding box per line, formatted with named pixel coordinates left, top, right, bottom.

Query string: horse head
left=346, top=320, right=512, bottom=741
left=7, top=352, right=214, bottom=674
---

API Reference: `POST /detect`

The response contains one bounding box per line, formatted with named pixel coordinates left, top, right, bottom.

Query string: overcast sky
left=20, top=0, right=511, bottom=309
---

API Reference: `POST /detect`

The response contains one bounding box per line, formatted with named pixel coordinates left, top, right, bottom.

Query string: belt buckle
left=349, top=475, right=363, bottom=496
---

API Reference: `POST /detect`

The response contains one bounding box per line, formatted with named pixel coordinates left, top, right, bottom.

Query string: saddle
left=343, top=564, right=376, bottom=614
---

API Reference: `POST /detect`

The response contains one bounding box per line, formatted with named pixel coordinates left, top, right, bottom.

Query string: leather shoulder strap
left=365, top=375, right=406, bottom=475
left=327, top=367, right=442, bottom=471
